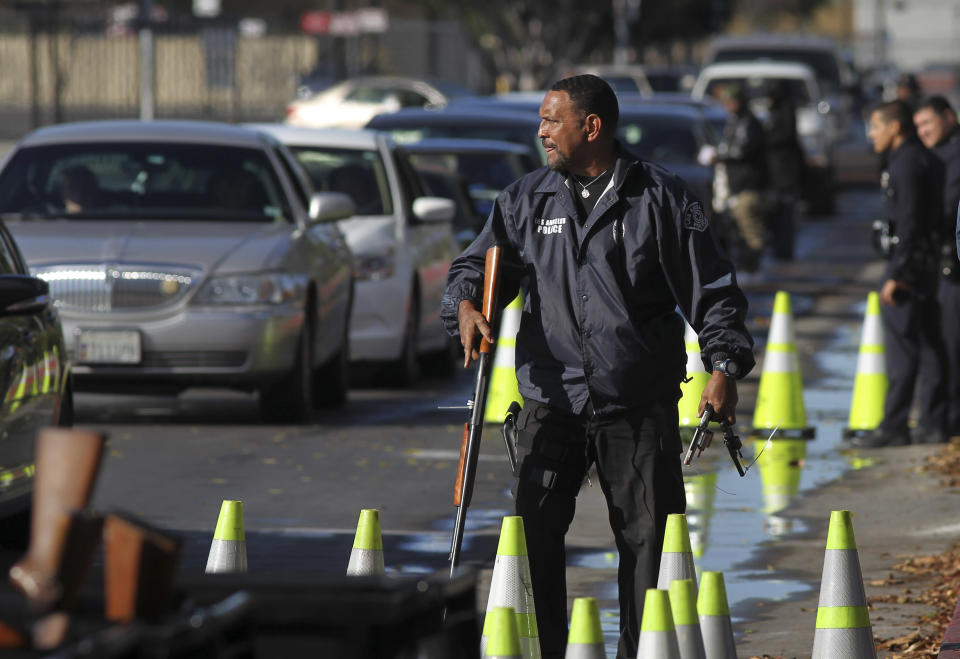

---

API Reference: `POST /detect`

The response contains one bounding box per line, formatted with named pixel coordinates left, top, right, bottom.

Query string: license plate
left=76, top=330, right=141, bottom=364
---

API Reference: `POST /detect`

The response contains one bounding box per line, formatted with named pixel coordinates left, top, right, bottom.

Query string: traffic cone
left=485, top=294, right=523, bottom=424
left=844, top=292, right=887, bottom=438
left=205, top=500, right=247, bottom=573
left=657, top=514, right=697, bottom=591
left=754, top=439, right=806, bottom=536
left=481, top=516, right=540, bottom=659
left=752, top=290, right=815, bottom=439
left=684, top=473, right=717, bottom=559
left=697, top=571, right=736, bottom=659
left=485, top=606, right=523, bottom=658
left=637, top=588, right=681, bottom=658
left=346, top=508, right=384, bottom=576
left=811, top=510, right=877, bottom=658
left=679, top=320, right=710, bottom=429
left=565, top=597, right=604, bottom=659
left=670, top=579, right=707, bottom=659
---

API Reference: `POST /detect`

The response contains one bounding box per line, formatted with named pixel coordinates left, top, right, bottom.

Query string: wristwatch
left=713, top=358, right=741, bottom=380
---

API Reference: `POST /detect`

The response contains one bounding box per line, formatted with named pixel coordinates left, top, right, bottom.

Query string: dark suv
left=0, top=220, right=72, bottom=541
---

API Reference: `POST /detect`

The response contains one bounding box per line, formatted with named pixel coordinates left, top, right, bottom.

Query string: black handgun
left=683, top=403, right=745, bottom=477
left=500, top=401, right=521, bottom=475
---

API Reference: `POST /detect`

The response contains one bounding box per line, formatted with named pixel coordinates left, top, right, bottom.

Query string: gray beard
left=548, top=151, right=571, bottom=172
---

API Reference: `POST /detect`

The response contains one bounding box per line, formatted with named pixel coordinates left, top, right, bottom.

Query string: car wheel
left=313, top=321, right=350, bottom=409
left=260, top=321, right=315, bottom=423
left=386, top=295, right=421, bottom=387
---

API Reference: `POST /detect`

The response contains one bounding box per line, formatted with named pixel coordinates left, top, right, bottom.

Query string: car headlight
left=193, top=273, right=308, bottom=305
left=353, top=248, right=395, bottom=281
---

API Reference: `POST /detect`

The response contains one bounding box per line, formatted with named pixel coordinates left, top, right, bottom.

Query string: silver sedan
left=0, top=120, right=355, bottom=423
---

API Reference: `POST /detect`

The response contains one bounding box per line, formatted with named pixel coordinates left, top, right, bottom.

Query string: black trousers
left=512, top=398, right=687, bottom=659
left=939, top=278, right=960, bottom=435
left=880, top=291, right=947, bottom=434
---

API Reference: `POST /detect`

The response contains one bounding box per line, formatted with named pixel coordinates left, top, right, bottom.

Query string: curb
left=939, top=595, right=960, bottom=659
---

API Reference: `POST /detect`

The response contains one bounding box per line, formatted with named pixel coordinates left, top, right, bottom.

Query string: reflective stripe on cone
left=811, top=510, right=877, bottom=658
left=481, top=516, right=540, bottom=658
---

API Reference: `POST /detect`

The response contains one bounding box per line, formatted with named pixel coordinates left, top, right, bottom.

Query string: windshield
left=703, top=76, right=813, bottom=105
left=713, top=48, right=840, bottom=94
left=0, top=142, right=291, bottom=222
left=617, top=115, right=702, bottom=164
left=290, top=146, right=393, bottom=216
left=380, top=126, right=543, bottom=163
left=407, top=152, right=528, bottom=192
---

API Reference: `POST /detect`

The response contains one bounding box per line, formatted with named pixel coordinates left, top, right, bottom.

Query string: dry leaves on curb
left=871, top=438, right=960, bottom=657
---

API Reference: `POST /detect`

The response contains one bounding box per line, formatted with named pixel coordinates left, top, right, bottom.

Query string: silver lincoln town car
left=0, top=120, right=356, bottom=423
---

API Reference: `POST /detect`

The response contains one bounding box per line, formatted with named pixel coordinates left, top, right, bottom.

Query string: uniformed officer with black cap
left=441, top=74, right=755, bottom=659
left=915, top=95, right=960, bottom=439
left=855, top=99, right=948, bottom=447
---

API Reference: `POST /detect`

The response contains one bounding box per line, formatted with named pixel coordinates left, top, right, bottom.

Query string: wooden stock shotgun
left=449, top=245, right=501, bottom=577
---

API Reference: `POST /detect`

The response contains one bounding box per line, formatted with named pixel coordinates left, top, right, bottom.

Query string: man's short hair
left=549, top=74, right=619, bottom=135
left=915, top=95, right=956, bottom=117
left=872, top=100, right=916, bottom=136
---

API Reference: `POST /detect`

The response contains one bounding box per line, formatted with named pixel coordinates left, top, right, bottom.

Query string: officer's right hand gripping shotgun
left=683, top=403, right=746, bottom=476
left=449, top=245, right=502, bottom=578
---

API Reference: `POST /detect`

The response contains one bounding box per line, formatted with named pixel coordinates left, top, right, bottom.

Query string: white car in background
left=284, top=76, right=468, bottom=130
left=691, top=60, right=836, bottom=214
left=251, top=125, right=460, bottom=385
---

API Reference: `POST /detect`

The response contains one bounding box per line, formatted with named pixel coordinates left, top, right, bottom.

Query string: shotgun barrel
left=449, top=246, right=501, bottom=576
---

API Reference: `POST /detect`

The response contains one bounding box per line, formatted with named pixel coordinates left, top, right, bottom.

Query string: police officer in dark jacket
left=440, top=75, right=755, bottom=659
left=717, top=84, right=768, bottom=273
left=915, top=95, right=960, bottom=437
left=854, top=100, right=947, bottom=447
left=764, top=80, right=805, bottom=260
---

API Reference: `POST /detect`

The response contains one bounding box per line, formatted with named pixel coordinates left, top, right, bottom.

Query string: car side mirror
left=308, top=192, right=356, bottom=224
left=412, top=197, right=455, bottom=223
left=0, top=275, right=50, bottom=316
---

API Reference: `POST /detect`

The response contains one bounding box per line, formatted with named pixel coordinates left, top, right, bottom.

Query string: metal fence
left=0, top=7, right=490, bottom=140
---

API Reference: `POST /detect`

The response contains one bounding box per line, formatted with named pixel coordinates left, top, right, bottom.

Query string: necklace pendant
left=581, top=189, right=590, bottom=198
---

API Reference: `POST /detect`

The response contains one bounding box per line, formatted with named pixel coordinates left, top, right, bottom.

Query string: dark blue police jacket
left=441, top=149, right=755, bottom=417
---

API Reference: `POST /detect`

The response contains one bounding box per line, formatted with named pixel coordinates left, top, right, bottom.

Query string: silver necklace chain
left=575, top=170, right=608, bottom=198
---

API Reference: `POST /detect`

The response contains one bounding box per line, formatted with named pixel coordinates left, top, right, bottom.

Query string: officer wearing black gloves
left=855, top=100, right=947, bottom=447
left=440, top=75, right=755, bottom=659
left=915, top=96, right=960, bottom=438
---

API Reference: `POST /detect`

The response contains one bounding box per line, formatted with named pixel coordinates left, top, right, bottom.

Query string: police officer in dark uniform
left=854, top=100, right=947, bottom=447
left=915, top=95, right=960, bottom=438
left=440, top=75, right=755, bottom=659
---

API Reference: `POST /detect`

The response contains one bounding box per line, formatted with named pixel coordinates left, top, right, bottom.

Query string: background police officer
left=441, top=75, right=755, bottom=659
left=914, top=95, right=960, bottom=439
left=855, top=100, right=947, bottom=447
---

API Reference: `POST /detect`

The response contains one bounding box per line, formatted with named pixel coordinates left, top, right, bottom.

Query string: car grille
left=33, top=264, right=199, bottom=311
left=67, top=349, right=247, bottom=368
